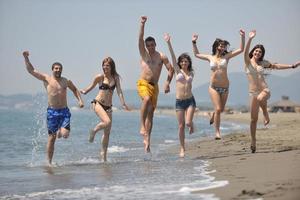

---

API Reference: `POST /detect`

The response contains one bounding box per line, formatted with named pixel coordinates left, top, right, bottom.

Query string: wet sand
left=186, top=112, right=300, bottom=200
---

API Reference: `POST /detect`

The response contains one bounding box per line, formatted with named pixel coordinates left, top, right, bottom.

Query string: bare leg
left=209, top=112, right=215, bottom=125
left=209, top=87, right=222, bottom=139
left=140, top=96, right=151, bottom=135
left=101, top=113, right=112, bottom=162
left=185, top=106, right=195, bottom=134
left=250, top=96, right=259, bottom=153
left=47, top=134, right=56, bottom=166
left=90, top=103, right=111, bottom=143
left=176, top=110, right=185, bottom=157
left=144, top=105, right=154, bottom=153
left=257, top=91, right=270, bottom=126
left=60, top=127, right=70, bottom=139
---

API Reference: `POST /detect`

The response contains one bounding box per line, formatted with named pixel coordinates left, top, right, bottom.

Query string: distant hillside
left=1, top=71, right=299, bottom=110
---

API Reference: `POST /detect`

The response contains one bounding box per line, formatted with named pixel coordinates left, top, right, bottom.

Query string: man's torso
left=44, top=76, right=68, bottom=108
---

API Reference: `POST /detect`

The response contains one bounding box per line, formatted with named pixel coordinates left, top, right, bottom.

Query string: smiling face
left=252, top=48, right=263, bottom=60
left=212, top=39, right=229, bottom=56
left=102, top=61, right=111, bottom=75
left=217, top=43, right=227, bottom=54
left=52, top=64, right=62, bottom=78
left=145, top=40, right=156, bottom=54
left=249, top=44, right=265, bottom=61
left=179, top=58, right=190, bottom=70
left=177, top=53, right=192, bottom=71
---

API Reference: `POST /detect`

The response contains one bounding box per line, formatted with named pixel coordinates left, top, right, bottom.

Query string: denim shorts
left=175, top=96, right=196, bottom=111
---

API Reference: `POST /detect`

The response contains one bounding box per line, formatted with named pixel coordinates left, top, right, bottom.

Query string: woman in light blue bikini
left=244, top=30, right=300, bottom=153
left=192, top=30, right=245, bottom=139
left=164, top=33, right=196, bottom=157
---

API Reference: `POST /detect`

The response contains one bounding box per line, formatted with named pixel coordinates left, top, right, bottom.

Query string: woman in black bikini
left=81, top=57, right=129, bottom=162
left=192, top=30, right=245, bottom=139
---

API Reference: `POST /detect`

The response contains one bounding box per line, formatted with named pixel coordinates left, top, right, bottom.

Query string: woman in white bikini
left=80, top=57, right=130, bottom=161
left=192, top=30, right=245, bottom=139
left=164, top=33, right=196, bottom=157
left=244, top=30, right=300, bottom=153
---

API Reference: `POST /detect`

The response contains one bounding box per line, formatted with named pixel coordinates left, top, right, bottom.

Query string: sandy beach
left=183, top=112, right=300, bottom=200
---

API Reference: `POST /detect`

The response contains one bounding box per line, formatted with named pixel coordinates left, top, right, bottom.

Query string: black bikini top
left=99, top=82, right=116, bottom=91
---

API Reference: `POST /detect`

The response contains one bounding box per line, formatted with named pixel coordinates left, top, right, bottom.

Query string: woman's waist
left=176, top=94, right=194, bottom=101
left=210, top=76, right=229, bottom=86
left=94, top=96, right=112, bottom=106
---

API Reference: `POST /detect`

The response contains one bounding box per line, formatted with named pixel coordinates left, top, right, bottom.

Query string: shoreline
left=186, top=112, right=300, bottom=199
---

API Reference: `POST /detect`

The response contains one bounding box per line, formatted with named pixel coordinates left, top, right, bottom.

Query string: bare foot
left=100, top=152, right=107, bottom=162
left=140, top=126, right=146, bottom=136
left=89, top=129, right=96, bottom=143
left=144, top=140, right=151, bottom=153
left=47, top=161, right=53, bottom=167
left=179, top=149, right=185, bottom=158
left=188, top=122, right=194, bottom=135
left=264, top=115, right=270, bottom=126
left=215, top=133, right=221, bottom=140
left=209, top=112, right=215, bottom=125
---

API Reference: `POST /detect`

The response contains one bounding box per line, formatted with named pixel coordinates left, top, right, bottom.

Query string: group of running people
left=23, top=16, right=300, bottom=165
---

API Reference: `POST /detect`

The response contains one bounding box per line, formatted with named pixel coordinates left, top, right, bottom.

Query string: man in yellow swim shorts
left=137, top=16, right=174, bottom=154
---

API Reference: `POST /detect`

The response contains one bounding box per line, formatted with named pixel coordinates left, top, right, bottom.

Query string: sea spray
left=30, top=94, right=47, bottom=166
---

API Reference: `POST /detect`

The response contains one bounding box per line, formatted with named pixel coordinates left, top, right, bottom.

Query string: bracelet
left=192, top=41, right=196, bottom=44
left=292, top=65, right=296, bottom=69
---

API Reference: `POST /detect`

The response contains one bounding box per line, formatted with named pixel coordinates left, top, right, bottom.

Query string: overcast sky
left=1, top=0, right=299, bottom=95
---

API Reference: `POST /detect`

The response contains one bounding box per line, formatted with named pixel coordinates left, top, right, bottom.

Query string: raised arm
left=80, top=74, right=102, bottom=95
left=68, top=80, right=84, bottom=108
left=138, top=16, right=148, bottom=59
left=161, top=53, right=174, bottom=93
left=192, top=34, right=211, bottom=61
left=23, top=51, right=48, bottom=81
left=226, top=29, right=245, bottom=59
left=244, top=30, right=256, bottom=65
left=115, top=76, right=130, bottom=110
left=269, top=61, right=300, bottom=70
left=164, top=33, right=180, bottom=74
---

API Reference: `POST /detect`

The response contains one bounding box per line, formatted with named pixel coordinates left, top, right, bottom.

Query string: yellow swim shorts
left=137, top=79, right=159, bottom=109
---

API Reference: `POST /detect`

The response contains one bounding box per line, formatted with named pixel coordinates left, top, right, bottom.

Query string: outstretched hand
left=78, top=101, right=84, bottom=108
left=164, top=33, right=171, bottom=42
left=164, top=82, right=170, bottom=93
left=192, top=34, right=198, bottom=42
left=23, top=51, right=29, bottom=58
left=249, top=30, right=256, bottom=39
left=293, top=61, right=300, bottom=68
left=122, top=104, right=131, bottom=111
left=239, top=29, right=245, bottom=36
left=140, top=16, right=147, bottom=24
left=80, top=90, right=87, bottom=95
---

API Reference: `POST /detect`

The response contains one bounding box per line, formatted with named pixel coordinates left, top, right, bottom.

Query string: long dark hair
left=102, top=57, right=120, bottom=79
left=177, top=53, right=193, bottom=72
left=249, top=44, right=265, bottom=61
left=212, top=38, right=230, bottom=56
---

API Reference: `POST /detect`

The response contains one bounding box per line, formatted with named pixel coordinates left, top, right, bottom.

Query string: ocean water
left=0, top=101, right=246, bottom=200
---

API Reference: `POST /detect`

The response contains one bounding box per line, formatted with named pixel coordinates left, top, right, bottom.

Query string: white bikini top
left=210, top=58, right=228, bottom=71
left=176, top=71, right=193, bottom=84
left=245, top=60, right=270, bottom=77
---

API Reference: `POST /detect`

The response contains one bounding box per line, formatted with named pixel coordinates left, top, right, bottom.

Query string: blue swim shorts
left=175, top=96, right=196, bottom=111
left=47, top=107, right=71, bottom=134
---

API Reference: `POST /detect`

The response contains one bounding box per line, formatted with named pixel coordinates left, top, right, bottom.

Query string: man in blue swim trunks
left=23, top=51, right=84, bottom=166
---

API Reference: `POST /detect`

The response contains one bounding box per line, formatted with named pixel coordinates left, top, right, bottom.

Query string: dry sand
left=185, top=112, right=300, bottom=200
